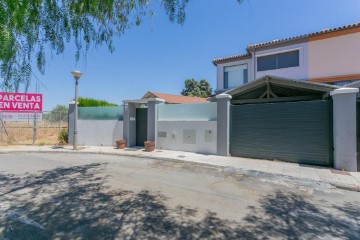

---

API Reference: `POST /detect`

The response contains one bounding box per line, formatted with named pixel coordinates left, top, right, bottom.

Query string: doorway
left=136, top=108, right=148, bottom=146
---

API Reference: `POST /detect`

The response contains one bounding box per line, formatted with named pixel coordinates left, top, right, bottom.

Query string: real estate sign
left=0, top=92, right=43, bottom=122
left=0, top=111, right=42, bottom=122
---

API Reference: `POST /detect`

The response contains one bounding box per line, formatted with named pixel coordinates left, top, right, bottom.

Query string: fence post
left=32, top=111, right=37, bottom=144
left=59, top=112, right=62, bottom=130
left=0, top=111, right=9, bottom=139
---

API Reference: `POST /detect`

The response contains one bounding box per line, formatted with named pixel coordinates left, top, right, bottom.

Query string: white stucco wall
left=255, top=42, right=309, bottom=80
left=216, top=58, right=253, bottom=92
left=308, top=32, right=360, bottom=79
left=78, top=120, right=123, bottom=147
left=156, top=121, right=217, bottom=154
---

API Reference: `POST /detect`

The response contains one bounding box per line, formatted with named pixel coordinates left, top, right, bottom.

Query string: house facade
left=213, top=22, right=360, bottom=93
left=67, top=22, right=360, bottom=172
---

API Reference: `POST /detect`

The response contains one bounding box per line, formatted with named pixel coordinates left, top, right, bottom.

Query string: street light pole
left=71, top=70, right=82, bottom=150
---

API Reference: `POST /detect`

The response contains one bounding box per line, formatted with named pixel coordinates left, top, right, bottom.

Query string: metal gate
left=136, top=108, right=148, bottom=146
left=230, top=100, right=333, bottom=166
left=357, top=100, right=360, bottom=171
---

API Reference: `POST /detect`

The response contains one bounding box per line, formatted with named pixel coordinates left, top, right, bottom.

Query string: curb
left=0, top=149, right=232, bottom=171
left=1, top=149, right=360, bottom=193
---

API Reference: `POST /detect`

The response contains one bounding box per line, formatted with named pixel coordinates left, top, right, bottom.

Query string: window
left=257, top=50, right=299, bottom=71
left=224, top=64, right=248, bottom=89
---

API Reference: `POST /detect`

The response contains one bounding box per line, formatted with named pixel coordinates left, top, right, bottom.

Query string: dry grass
left=0, top=121, right=68, bottom=145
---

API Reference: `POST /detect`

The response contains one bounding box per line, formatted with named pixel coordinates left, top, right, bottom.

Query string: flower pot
left=144, top=141, right=155, bottom=152
left=116, top=140, right=126, bottom=149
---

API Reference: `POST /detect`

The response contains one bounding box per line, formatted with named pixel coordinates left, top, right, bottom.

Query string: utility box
left=158, top=131, right=167, bottom=138
left=183, top=129, right=196, bottom=144
left=204, top=130, right=214, bottom=142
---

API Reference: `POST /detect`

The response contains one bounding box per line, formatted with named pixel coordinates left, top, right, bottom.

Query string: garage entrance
left=231, top=100, right=332, bottom=166
left=357, top=100, right=360, bottom=171
left=227, top=76, right=338, bottom=166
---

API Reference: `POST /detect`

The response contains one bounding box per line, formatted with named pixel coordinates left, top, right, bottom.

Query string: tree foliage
left=181, top=78, right=212, bottom=98
left=77, top=97, right=118, bottom=107
left=0, top=0, right=192, bottom=92
left=43, top=104, right=68, bottom=122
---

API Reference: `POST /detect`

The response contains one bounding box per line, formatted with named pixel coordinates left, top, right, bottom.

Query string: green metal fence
left=157, top=103, right=217, bottom=121
left=78, top=106, right=123, bottom=120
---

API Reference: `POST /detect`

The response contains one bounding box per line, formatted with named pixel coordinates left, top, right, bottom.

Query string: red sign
left=0, top=92, right=42, bottom=112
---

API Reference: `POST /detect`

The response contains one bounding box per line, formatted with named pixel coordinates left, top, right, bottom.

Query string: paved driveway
left=0, top=153, right=359, bottom=239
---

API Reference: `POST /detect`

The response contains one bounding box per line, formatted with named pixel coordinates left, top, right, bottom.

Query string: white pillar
left=147, top=98, right=165, bottom=143
left=216, top=94, right=232, bottom=156
left=330, top=87, right=359, bottom=171
left=123, top=102, right=136, bottom=147
left=68, top=101, right=76, bottom=145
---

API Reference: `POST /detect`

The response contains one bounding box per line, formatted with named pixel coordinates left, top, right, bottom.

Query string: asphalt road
left=0, top=153, right=359, bottom=240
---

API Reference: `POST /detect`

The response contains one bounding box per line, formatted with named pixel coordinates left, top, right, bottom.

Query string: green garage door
left=230, top=100, right=333, bottom=166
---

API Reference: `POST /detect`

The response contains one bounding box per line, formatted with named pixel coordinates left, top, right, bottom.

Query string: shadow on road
left=0, top=163, right=359, bottom=239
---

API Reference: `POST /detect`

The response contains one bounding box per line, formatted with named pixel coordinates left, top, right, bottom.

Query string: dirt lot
left=0, top=121, right=67, bottom=145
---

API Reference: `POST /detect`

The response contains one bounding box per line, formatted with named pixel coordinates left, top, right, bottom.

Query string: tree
left=199, top=79, right=212, bottom=98
left=181, top=79, right=212, bottom=98
left=0, top=0, right=243, bottom=92
left=0, top=0, right=192, bottom=92
left=77, top=97, right=118, bottom=107
left=45, top=104, right=68, bottom=122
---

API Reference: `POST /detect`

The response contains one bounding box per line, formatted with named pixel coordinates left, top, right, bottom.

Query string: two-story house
left=213, top=22, right=360, bottom=93
left=210, top=22, right=360, bottom=171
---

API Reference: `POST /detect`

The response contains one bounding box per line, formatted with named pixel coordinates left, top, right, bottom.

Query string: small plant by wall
left=58, top=129, right=68, bottom=144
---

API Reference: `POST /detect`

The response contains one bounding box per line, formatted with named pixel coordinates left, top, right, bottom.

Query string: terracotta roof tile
left=143, top=92, right=208, bottom=104
left=213, top=22, right=360, bottom=65
left=248, top=22, right=360, bottom=49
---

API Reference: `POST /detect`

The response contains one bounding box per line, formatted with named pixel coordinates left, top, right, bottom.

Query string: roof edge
left=212, top=53, right=251, bottom=65
left=212, top=22, right=360, bottom=65
left=223, top=75, right=340, bottom=97
left=248, top=22, right=360, bottom=50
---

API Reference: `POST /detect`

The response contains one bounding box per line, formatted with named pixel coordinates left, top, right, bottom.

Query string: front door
left=136, top=108, right=148, bottom=146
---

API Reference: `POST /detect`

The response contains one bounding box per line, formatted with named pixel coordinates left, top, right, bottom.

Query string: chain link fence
left=0, top=111, right=68, bottom=145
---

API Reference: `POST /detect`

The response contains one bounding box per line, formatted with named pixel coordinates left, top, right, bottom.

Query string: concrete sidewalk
left=0, top=145, right=359, bottom=191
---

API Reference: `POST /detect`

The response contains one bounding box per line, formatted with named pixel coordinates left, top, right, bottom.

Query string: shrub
left=58, top=129, right=68, bottom=144
left=77, top=97, right=118, bottom=107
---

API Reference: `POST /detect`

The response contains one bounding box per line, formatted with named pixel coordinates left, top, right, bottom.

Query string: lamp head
left=71, top=70, right=82, bottom=81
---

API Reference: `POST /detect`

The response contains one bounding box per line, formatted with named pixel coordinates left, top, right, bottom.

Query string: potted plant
left=144, top=141, right=155, bottom=152
left=116, top=140, right=126, bottom=149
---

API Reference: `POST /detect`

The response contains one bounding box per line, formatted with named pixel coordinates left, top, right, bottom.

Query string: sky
left=22, top=0, right=360, bottom=110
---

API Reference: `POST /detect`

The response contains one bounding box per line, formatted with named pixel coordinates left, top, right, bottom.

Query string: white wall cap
left=216, top=94, right=232, bottom=99
left=123, top=98, right=166, bottom=104
left=330, top=87, right=359, bottom=96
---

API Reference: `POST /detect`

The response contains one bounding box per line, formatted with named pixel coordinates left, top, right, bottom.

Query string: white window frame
left=223, top=63, right=248, bottom=89
left=255, top=47, right=303, bottom=72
